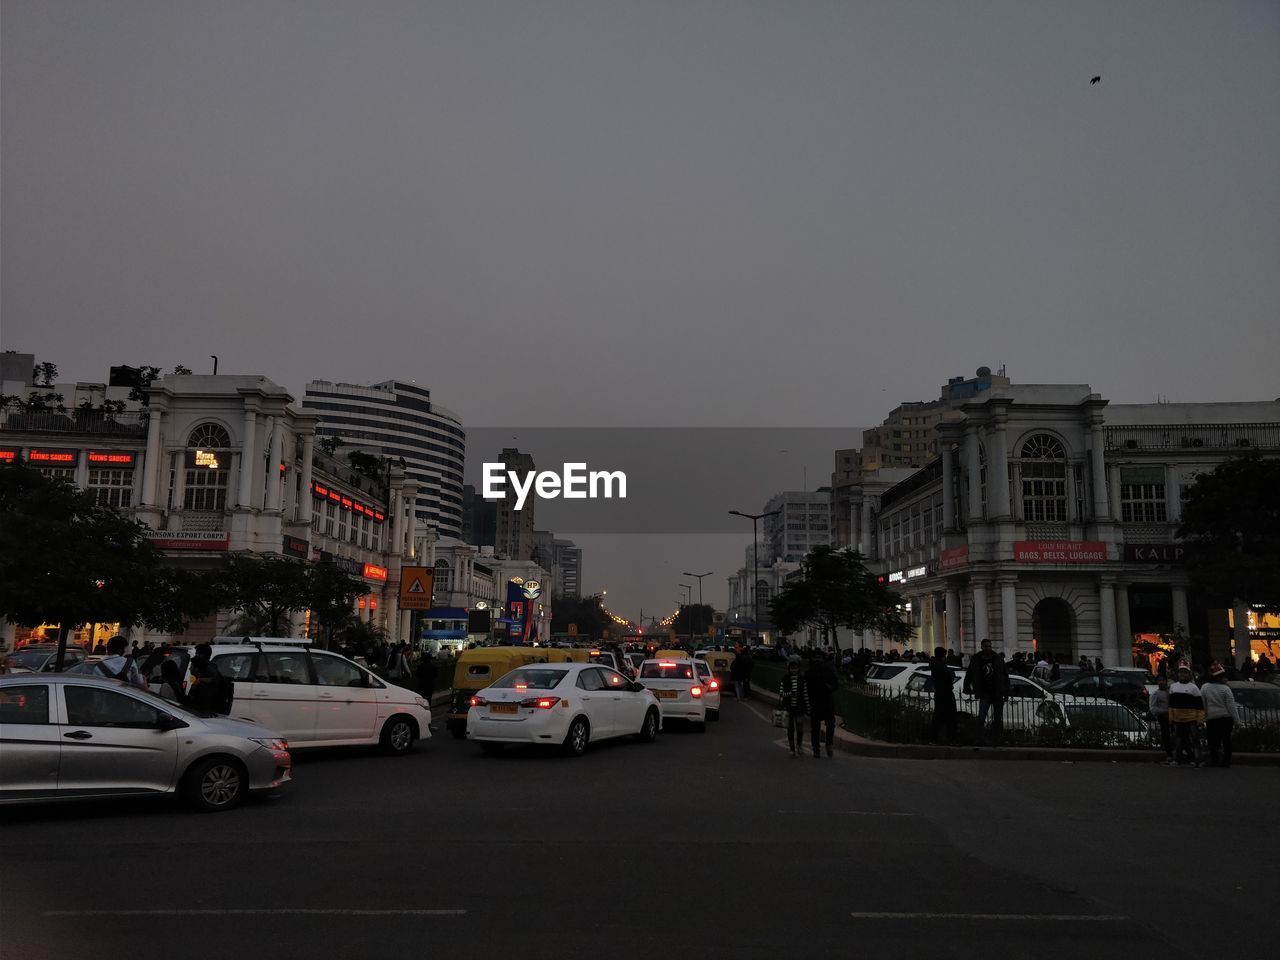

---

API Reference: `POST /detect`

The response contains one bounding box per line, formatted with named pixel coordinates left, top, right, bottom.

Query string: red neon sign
left=29, top=449, right=77, bottom=464
left=88, top=451, right=136, bottom=466
left=362, top=563, right=388, bottom=582
left=313, top=483, right=329, bottom=498
left=0, top=449, right=17, bottom=463
left=340, top=497, right=353, bottom=510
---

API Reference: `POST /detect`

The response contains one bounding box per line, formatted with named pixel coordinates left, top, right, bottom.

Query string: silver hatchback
left=0, top=674, right=292, bottom=812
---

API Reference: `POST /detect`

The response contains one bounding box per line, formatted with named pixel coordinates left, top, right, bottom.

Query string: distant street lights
left=728, top=509, right=780, bottom=641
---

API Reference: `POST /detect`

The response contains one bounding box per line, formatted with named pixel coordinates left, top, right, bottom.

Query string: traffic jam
left=0, top=639, right=731, bottom=814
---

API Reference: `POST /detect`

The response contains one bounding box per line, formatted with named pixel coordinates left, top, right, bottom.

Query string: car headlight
left=250, top=737, right=289, bottom=751
left=414, top=697, right=428, bottom=708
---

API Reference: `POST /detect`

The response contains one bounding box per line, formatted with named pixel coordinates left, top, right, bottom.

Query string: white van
left=158, top=638, right=431, bottom=754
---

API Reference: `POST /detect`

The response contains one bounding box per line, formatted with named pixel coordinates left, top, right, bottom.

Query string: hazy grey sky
left=3, top=1, right=1277, bottom=615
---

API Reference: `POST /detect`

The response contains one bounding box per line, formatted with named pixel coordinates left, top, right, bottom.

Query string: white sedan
left=467, top=663, right=661, bottom=756
left=692, top=658, right=722, bottom=720
left=636, top=659, right=708, bottom=731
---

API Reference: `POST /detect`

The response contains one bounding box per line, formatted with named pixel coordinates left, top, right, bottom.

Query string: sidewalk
left=748, top=686, right=1280, bottom=765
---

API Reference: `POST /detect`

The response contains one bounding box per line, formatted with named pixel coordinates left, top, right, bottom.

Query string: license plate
left=490, top=703, right=518, bottom=714
left=655, top=690, right=677, bottom=700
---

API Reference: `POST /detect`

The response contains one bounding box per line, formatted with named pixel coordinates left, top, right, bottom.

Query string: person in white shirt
left=94, top=635, right=146, bottom=689
left=1200, top=663, right=1240, bottom=768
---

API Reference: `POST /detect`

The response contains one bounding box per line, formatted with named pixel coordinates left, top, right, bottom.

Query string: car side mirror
left=157, top=714, right=188, bottom=732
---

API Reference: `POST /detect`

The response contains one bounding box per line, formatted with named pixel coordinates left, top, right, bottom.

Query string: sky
left=3, top=1, right=1278, bottom=616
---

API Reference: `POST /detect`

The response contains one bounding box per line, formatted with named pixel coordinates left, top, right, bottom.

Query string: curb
left=751, top=688, right=1280, bottom=766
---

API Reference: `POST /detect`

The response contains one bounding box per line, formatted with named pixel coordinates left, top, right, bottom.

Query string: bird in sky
left=1090, top=76, right=1101, bottom=85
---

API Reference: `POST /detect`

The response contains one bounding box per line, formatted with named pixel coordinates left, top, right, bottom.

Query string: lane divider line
left=849, top=912, right=1130, bottom=921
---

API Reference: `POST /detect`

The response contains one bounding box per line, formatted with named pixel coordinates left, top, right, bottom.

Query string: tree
left=0, top=465, right=215, bottom=666
left=769, top=545, right=913, bottom=648
left=347, top=450, right=385, bottom=484
left=1178, top=456, right=1280, bottom=611
left=172, top=364, right=192, bottom=375
left=217, top=554, right=313, bottom=636
left=551, top=594, right=612, bottom=640
left=33, top=361, right=58, bottom=386
left=318, top=435, right=342, bottom=457
left=673, top=603, right=716, bottom=639
left=127, top=365, right=163, bottom=404
left=305, top=562, right=367, bottom=649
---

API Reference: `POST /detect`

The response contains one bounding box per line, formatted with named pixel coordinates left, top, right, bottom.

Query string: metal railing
left=0, top=408, right=149, bottom=436
left=1104, top=423, right=1280, bottom=453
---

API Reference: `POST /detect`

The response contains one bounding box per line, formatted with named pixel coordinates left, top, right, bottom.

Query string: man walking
left=929, top=646, right=958, bottom=744
left=963, top=639, right=1009, bottom=746
left=416, top=652, right=439, bottom=700
left=186, top=643, right=227, bottom=714
left=807, top=651, right=838, bottom=757
left=95, top=635, right=146, bottom=689
left=778, top=656, right=809, bottom=757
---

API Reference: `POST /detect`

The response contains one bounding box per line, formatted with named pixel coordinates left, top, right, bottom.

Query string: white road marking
left=849, top=912, right=1130, bottom=921
left=44, top=909, right=466, bottom=917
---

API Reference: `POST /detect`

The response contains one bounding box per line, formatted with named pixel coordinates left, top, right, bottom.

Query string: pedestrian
left=738, top=646, right=754, bottom=699
left=1201, top=663, right=1239, bottom=768
left=387, top=643, right=412, bottom=683
left=962, top=639, right=1009, bottom=746
left=416, top=652, right=439, bottom=699
left=1149, top=674, right=1172, bottom=763
left=778, top=655, right=809, bottom=757
left=1032, top=653, right=1051, bottom=682
left=930, top=646, right=958, bottom=744
left=187, top=643, right=227, bottom=714
left=1093, top=657, right=1104, bottom=673
left=1168, top=661, right=1205, bottom=767
left=729, top=651, right=746, bottom=700
left=95, top=635, right=146, bottom=689
left=157, top=659, right=187, bottom=705
left=806, top=651, right=838, bottom=758
left=1049, top=653, right=1061, bottom=683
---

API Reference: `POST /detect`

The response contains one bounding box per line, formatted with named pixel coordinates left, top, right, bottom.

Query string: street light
left=728, top=509, right=781, bottom=642
left=683, top=571, right=712, bottom=642
left=679, top=583, right=693, bottom=648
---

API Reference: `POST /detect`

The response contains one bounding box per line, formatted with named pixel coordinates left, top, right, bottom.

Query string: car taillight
left=470, top=696, right=487, bottom=707
left=690, top=686, right=702, bottom=698
left=709, top=680, right=719, bottom=690
left=519, top=697, right=561, bottom=710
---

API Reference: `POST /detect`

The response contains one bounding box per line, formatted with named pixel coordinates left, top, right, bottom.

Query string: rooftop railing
left=0, top=408, right=150, bottom=436
left=1105, top=422, right=1280, bottom=453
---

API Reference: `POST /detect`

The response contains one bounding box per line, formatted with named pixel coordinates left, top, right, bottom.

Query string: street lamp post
left=682, top=570, right=712, bottom=643
left=679, top=583, right=693, bottom=648
left=728, top=510, right=780, bottom=642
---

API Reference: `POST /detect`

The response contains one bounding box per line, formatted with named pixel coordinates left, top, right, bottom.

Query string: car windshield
left=867, top=664, right=908, bottom=680
left=9, top=650, right=53, bottom=670
left=492, top=669, right=568, bottom=691
left=640, top=662, right=695, bottom=680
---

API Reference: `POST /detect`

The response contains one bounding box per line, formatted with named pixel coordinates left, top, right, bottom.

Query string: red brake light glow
left=658, top=661, right=676, bottom=667
left=690, top=686, right=702, bottom=698
left=519, top=697, right=561, bottom=710
left=709, top=680, right=719, bottom=690
left=470, top=696, right=487, bottom=707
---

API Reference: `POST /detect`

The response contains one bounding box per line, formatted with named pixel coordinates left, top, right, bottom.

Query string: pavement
left=1, top=696, right=1276, bottom=960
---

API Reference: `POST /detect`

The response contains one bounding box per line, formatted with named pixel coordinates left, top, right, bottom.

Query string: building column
left=298, top=435, right=315, bottom=525
left=972, top=579, right=990, bottom=647
left=1108, top=464, right=1123, bottom=523
left=941, top=450, right=956, bottom=531
left=1090, top=420, right=1110, bottom=521
left=964, top=427, right=983, bottom=523
left=238, top=410, right=258, bottom=508
left=170, top=451, right=187, bottom=522
left=945, top=588, right=961, bottom=652
left=266, top=418, right=284, bottom=512
left=141, top=408, right=164, bottom=507
left=1232, top=598, right=1252, bottom=668
left=1171, top=584, right=1190, bottom=636
left=1116, top=583, right=1132, bottom=666
left=859, top=500, right=872, bottom=556
left=1099, top=577, right=1118, bottom=667
left=1165, top=464, right=1182, bottom=524
left=990, top=415, right=1011, bottom=519
left=999, top=576, right=1019, bottom=655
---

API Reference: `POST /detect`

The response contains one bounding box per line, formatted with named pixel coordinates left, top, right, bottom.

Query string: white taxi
left=692, top=658, right=722, bottom=720
left=467, top=663, right=661, bottom=757
left=636, top=659, right=707, bottom=732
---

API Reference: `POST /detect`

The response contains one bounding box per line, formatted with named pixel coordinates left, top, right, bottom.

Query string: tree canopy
left=1178, top=455, right=1280, bottom=610
left=672, top=603, right=716, bottom=640
left=551, top=594, right=613, bottom=640
left=769, top=545, right=913, bottom=647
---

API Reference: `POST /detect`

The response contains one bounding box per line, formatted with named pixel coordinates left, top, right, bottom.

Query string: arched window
left=435, top=557, right=452, bottom=594
left=755, top=580, right=771, bottom=607
left=188, top=423, right=231, bottom=449
left=1020, top=434, right=1067, bottom=522
left=183, top=422, right=231, bottom=513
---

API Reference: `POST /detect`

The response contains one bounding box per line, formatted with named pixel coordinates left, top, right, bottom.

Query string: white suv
left=165, top=639, right=431, bottom=754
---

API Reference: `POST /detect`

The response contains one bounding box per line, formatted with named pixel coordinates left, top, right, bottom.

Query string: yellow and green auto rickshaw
left=445, top=647, right=550, bottom=739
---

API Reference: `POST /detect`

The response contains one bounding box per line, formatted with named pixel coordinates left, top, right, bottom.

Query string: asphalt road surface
left=2, top=698, right=1275, bottom=960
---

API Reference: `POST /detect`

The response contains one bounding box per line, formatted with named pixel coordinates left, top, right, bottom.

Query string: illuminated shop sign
left=29, top=449, right=77, bottom=464
left=887, top=565, right=929, bottom=584
left=310, top=483, right=385, bottom=522
left=363, top=563, right=388, bottom=582
left=1014, top=541, right=1107, bottom=563
left=88, top=450, right=137, bottom=466
left=186, top=449, right=223, bottom=469
left=0, top=448, right=19, bottom=463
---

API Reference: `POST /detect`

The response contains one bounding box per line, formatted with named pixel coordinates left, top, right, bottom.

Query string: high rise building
left=494, top=447, right=535, bottom=559
left=304, top=379, right=465, bottom=538
left=762, top=490, right=832, bottom=564
left=460, top=483, right=497, bottom=547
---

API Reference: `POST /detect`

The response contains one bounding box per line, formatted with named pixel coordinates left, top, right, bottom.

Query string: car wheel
left=563, top=716, right=590, bottom=756
left=380, top=715, right=417, bottom=755
left=638, top=708, right=659, bottom=743
left=708, top=709, right=720, bottom=721
left=480, top=742, right=505, bottom=756
left=184, top=756, right=247, bottom=813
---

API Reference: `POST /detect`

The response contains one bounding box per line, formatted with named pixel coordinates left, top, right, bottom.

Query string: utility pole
left=683, top=570, right=712, bottom=641
left=729, top=510, right=780, bottom=642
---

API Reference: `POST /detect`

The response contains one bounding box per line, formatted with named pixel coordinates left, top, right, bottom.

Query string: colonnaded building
left=840, top=383, right=1280, bottom=668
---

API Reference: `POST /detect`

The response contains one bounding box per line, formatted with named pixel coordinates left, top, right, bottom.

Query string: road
left=2, top=697, right=1275, bottom=960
